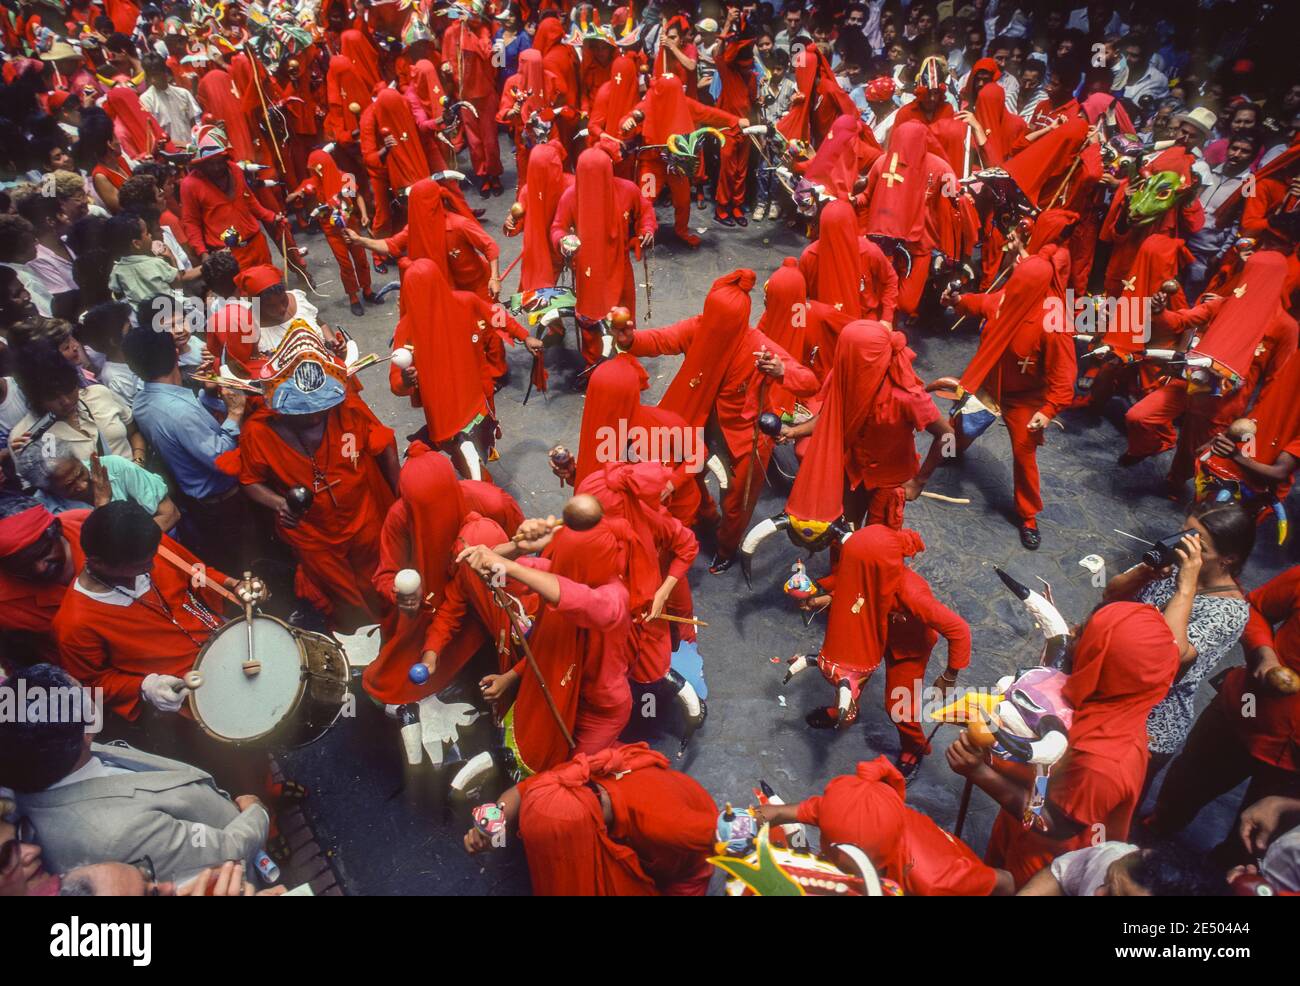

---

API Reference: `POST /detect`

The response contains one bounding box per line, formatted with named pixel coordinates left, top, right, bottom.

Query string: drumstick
left=511, top=520, right=564, bottom=542
left=179, top=671, right=204, bottom=690
left=919, top=491, right=972, bottom=505
left=652, top=613, right=709, bottom=627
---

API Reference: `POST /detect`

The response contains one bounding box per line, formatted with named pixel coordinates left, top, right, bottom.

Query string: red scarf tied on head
left=657, top=268, right=756, bottom=427
left=104, top=86, right=165, bottom=159
left=519, top=141, right=567, bottom=292
left=810, top=756, right=910, bottom=879
left=0, top=503, right=55, bottom=557
left=373, top=87, right=429, bottom=188
left=572, top=147, right=629, bottom=319
left=786, top=320, right=923, bottom=525
left=810, top=199, right=865, bottom=317
left=641, top=74, right=694, bottom=144
left=865, top=121, right=931, bottom=243
left=340, top=28, right=383, bottom=91
left=575, top=352, right=650, bottom=484
left=396, top=258, right=485, bottom=443
left=958, top=253, right=1055, bottom=396
left=802, top=114, right=881, bottom=200
left=517, top=742, right=672, bottom=896
left=1063, top=602, right=1180, bottom=763
left=820, top=525, right=926, bottom=672
left=513, top=517, right=644, bottom=772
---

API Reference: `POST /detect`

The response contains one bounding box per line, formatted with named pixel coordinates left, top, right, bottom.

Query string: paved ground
left=274, top=140, right=1296, bottom=895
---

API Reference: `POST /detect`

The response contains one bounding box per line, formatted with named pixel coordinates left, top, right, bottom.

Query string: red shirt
left=847, top=387, right=940, bottom=489
left=0, top=511, right=87, bottom=659
left=179, top=164, right=277, bottom=254
left=53, top=536, right=230, bottom=720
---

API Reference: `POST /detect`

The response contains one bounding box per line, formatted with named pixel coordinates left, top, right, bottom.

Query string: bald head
left=563, top=494, right=603, bottom=531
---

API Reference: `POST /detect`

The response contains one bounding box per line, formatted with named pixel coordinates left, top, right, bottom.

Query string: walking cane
left=486, top=580, right=575, bottom=753
left=954, top=776, right=975, bottom=838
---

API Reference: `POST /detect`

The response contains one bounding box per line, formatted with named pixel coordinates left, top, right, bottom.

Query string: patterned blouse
left=1140, top=574, right=1249, bottom=755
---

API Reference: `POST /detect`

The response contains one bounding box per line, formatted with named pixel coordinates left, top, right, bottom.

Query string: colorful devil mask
left=256, top=320, right=348, bottom=415
left=1127, top=169, right=1186, bottom=225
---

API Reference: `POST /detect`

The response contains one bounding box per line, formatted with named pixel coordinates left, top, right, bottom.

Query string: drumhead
left=191, top=616, right=304, bottom=742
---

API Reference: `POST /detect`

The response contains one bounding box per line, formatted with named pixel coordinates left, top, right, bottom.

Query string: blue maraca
left=408, top=662, right=430, bottom=685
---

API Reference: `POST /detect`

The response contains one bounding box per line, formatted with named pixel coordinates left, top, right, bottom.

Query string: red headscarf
left=776, top=44, right=854, bottom=143
left=0, top=502, right=54, bottom=557
left=373, top=87, right=429, bottom=188
left=640, top=74, right=694, bottom=143
left=410, top=58, right=446, bottom=114
left=513, top=517, right=640, bottom=772
left=395, top=258, right=485, bottom=443
left=517, top=742, right=689, bottom=896
left=572, top=147, right=629, bottom=319
left=362, top=444, right=470, bottom=703
left=1190, top=249, right=1290, bottom=381
left=657, top=269, right=756, bottom=428
left=104, top=86, right=166, bottom=159
left=574, top=461, right=667, bottom=611
left=959, top=254, right=1055, bottom=395
left=974, top=80, right=1026, bottom=165
left=459, top=480, right=524, bottom=538
left=600, top=54, right=640, bottom=133
left=804, top=757, right=909, bottom=879
left=865, top=121, right=931, bottom=243
left=1003, top=116, right=1090, bottom=207
left=533, top=16, right=578, bottom=99
left=757, top=257, right=808, bottom=363
left=786, top=321, right=923, bottom=525
left=206, top=301, right=258, bottom=371
left=801, top=114, right=881, bottom=200
left=961, top=58, right=1001, bottom=104
left=1063, top=602, right=1180, bottom=763
left=575, top=352, right=649, bottom=483
left=326, top=55, right=369, bottom=136
left=307, top=147, right=348, bottom=203
left=820, top=525, right=926, bottom=672
left=1080, top=92, right=1136, bottom=136
left=519, top=141, right=568, bottom=292
left=808, top=199, right=864, bottom=317
left=340, top=29, right=383, bottom=91
left=196, top=69, right=259, bottom=162
left=1108, top=233, right=1190, bottom=357
left=401, top=178, right=449, bottom=269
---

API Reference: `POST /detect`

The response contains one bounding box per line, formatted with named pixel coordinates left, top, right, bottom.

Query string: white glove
left=141, top=673, right=187, bottom=713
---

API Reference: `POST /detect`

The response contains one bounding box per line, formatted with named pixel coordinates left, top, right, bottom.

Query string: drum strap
left=155, top=543, right=243, bottom=607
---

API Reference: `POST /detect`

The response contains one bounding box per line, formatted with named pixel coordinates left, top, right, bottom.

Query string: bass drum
left=188, top=614, right=350, bottom=747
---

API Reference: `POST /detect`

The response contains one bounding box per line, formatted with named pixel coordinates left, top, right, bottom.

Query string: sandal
left=896, top=749, right=925, bottom=779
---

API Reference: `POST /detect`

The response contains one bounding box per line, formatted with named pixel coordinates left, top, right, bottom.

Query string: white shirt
left=49, top=755, right=134, bottom=789
left=100, top=360, right=144, bottom=407
left=2, top=262, right=53, bottom=316
left=73, top=571, right=154, bottom=607
left=139, top=84, right=202, bottom=145
left=1048, top=841, right=1139, bottom=895
left=1122, top=65, right=1170, bottom=108
left=27, top=242, right=78, bottom=295
left=0, top=377, right=30, bottom=447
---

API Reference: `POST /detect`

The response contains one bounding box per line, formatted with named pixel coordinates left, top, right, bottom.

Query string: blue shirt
left=494, top=28, right=532, bottom=84
left=132, top=381, right=240, bottom=501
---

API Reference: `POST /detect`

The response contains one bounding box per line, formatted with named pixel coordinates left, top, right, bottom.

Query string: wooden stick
left=920, top=491, right=972, bottom=505
left=511, top=520, right=564, bottom=543
left=489, top=584, right=575, bottom=751
left=652, top=613, right=709, bottom=628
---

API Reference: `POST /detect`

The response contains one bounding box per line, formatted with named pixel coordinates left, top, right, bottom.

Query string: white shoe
left=767, top=201, right=780, bottom=220
left=752, top=202, right=767, bottom=221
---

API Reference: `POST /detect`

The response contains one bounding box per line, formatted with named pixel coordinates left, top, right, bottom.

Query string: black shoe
left=896, top=750, right=925, bottom=779
left=479, top=182, right=492, bottom=199
left=1019, top=523, right=1041, bottom=550
left=734, top=214, right=749, bottom=227
left=805, top=708, right=838, bottom=729
left=490, top=180, right=504, bottom=197
left=349, top=300, right=365, bottom=316
left=1117, top=452, right=1144, bottom=467
left=471, top=207, right=487, bottom=219
left=362, top=291, right=382, bottom=305
left=707, top=552, right=733, bottom=574
left=714, top=213, right=736, bottom=227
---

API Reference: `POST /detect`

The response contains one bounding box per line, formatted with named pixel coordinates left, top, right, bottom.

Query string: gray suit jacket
left=17, top=742, right=270, bottom=883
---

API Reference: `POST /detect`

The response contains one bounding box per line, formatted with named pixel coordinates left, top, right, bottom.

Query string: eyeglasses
left=128, top=855, right=161, bottom=895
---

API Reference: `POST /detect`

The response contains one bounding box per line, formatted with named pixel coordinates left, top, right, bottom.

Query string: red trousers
left=716, top=443, right=772, bottom=557
left=1125, top=380, right=1242, bottom=485
left=638, top=161, right=691, bottom=235
left=576, top=262, right=637, bottom=364
left=1069, top=212, right=1101, bottom=294
left=883, top=648, right=936, bottom=754
left=714, top=136, right=749, bottom=213
left=323, top=220, right=373, bottom=299
left=461, top=96, right=502, bottom=178
left=958, top=397, right=1044, bottom=521
left=844, top=483, right=907, bottom=529
left=367, top=170, right=393, bottom=238
left=292, top=529, right=388, bottom=634
left=896, top=246, right=929, bottom=317
left=232, top=236, right=273, bottom=270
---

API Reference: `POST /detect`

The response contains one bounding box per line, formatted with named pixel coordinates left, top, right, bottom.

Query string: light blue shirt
left=132, top=381, right=240, bottom=500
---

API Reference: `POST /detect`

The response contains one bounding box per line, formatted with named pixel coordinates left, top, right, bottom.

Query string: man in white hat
left=1172, top=106, right=1217, bottom=186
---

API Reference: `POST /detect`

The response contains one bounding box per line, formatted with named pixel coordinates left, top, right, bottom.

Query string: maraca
left=348, top=101, right=362, bottom=115
left=758, top=411, right=784, bottom=437
left=285, top=485, right=314, bottom=518
left=391, top=346, right=414, bottom=370
left=1265, top=665, right=1300, bottom=695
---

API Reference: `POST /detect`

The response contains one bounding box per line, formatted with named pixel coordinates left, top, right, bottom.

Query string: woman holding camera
left=1102, top=501, right=1254, bottom=796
